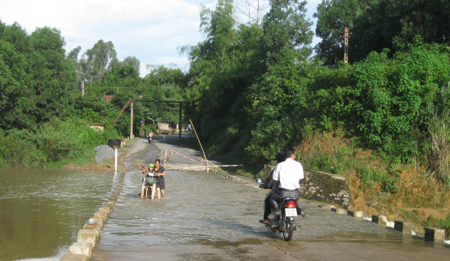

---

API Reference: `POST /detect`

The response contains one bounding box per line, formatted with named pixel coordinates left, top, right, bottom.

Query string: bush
left=0, top=117, right=108, bottom=167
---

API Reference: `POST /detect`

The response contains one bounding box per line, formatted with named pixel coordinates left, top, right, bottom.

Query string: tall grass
left=425, top=82, right=450, bottom=188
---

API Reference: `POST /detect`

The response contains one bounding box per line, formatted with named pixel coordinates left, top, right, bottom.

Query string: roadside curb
left=310, top=201, right=449, bottom=244
left=59, top=138, right=134, bottom=261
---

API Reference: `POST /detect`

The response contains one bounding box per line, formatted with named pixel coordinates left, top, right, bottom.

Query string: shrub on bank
left=0, top=118, right=114, bottom=168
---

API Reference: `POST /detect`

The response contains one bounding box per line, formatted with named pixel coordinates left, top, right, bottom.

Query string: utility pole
left=81, top=81, right=85, bottom=96
left=344, top=26, right=349, bottom=64
left=340, top=26, right=352, bottom=64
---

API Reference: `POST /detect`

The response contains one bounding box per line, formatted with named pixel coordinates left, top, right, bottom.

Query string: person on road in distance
left=149, top=130, right=154, bottom=141
left=153, top=159, right=166, bottom=199
left=269, top=147, right=306, bottom=218
left=259, top=151, right=286, bottom=225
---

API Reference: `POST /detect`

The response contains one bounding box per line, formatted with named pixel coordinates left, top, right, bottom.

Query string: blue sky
left=0, top=0, right=322, bottom=76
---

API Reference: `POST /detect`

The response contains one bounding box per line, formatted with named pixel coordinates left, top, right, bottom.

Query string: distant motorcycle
left=262, top=184, right=300, bottom=241
left=148, top=136, right=152, bottom=144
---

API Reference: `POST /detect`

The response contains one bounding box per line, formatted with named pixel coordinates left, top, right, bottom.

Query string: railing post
left=163, top=148, right=167, bottom=168
left=130, top=102, right=134, bottom=139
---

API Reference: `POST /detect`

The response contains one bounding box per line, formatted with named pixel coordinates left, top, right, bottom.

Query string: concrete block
left=77, top=229, right=97, bottom=247
left=95, top=211, right=108, bottom=223
left=425, top=227, right=446, bottom=242
left=89, top=217, right=103, bottom=228
left=394, top=220, right=412, bottom=235
left=331, top=208, right=347, bottom=214
left=104, top=201, right=116, bottom=207
left=99, top=206, right=111, bottom=215
left=319, top=205, right=332, bottom=210
left=60, top=254, right=89, bottom=261
left=347, top=210, right=363, bottom=218
left=83, top=223, right=101, bottom=239
left=372, top=215, right=387, bottom=226
left=68, top=242, right=92, bottom=257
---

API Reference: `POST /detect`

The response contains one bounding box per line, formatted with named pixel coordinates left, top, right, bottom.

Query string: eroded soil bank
left=297, top=131, right=450, bottom=236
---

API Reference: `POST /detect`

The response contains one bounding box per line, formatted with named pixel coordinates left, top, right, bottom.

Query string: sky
left=0, top=0, right=322, bottom=76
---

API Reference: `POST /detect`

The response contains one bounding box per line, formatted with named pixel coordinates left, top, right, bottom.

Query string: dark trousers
left=263, top=192, right=272, bottom=220
left=270, top=188, right=302, bottom=215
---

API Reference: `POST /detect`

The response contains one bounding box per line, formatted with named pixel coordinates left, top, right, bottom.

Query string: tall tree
left=122, top=56, right=140, bottom=75
left=29, top=27, right=77, bottom=122
left=246, top=0, right=314, bottom=160
left=314, top=0, right=374, bottom=65
left=81, top=40, right=117, bottom=83
left=259, top=0, right=314, bottom=67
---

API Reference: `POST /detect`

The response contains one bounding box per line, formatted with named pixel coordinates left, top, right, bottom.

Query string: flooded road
left=93, top=137, right=450, bottom=261
left=0, top=168, right=116, bottom=261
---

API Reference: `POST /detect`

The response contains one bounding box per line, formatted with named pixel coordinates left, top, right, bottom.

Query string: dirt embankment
left=297, top=131, right=450, bottom=235
left=65, top=144, right=134, bottom=172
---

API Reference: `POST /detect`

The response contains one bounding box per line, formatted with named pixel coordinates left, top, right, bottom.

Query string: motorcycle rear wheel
left=282, top=223, right=294, bottom=241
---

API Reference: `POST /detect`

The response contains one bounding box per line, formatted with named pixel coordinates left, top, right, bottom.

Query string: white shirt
left=273, top=158, right=304, bottom=190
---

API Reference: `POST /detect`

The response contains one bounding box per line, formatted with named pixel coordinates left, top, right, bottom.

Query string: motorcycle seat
left=278, top=198, right=298, bottom=205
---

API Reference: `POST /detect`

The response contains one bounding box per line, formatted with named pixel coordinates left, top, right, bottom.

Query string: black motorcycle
left=148, top=136, right=152, bottom=144
left=261, top=183, right=300, bottom=241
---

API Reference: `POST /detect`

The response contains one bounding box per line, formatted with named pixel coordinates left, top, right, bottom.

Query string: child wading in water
left=139, top=163, right=155, bottom=198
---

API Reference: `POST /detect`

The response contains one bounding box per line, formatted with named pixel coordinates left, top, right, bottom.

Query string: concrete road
left=92, top=135, right=450, bottom=261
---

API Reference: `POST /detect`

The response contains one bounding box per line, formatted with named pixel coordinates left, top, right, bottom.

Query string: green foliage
left=0, top=20, right=187, bottom=168
left=357, top=166, right=400, bottom=193
left=0, top=118, right=109, bottom=167
left=0, top=22, right=76, bottom=129
left=315, top=0, right=450, bottom=65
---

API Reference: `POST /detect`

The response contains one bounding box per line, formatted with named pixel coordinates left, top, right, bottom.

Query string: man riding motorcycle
left=259, top=151, right=285, bottom=225
left=269, top=147, right=306, bottom=218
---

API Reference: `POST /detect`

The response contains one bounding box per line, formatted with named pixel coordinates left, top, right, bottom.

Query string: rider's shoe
left=300, top=210, right=307, bottom=218
left=259, top=219, right=270, bottom=225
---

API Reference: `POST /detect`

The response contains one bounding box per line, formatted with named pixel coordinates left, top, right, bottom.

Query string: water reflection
left=0, top=168, right=115, bottom=261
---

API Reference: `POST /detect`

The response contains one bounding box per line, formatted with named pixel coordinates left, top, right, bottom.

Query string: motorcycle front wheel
left=282, top=223, right=294, bottom=241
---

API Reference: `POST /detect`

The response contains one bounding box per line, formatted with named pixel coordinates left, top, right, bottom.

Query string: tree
left=259, top=0, right=314, bottom=67
left=122, top=56, right=140, bottom=75
left=236, top=0, right=269, bottom=24
left=81, top=40, right=117, bottom=83
left=246, top=0, right=314, bottom=160
left=67, top=46, right=81, bottom=63
left=314, top=0, right=374, bottom=65
left=29, top=27, right=77, bottom=123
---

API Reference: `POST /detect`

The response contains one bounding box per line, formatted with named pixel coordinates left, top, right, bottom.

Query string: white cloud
left=0, top=0, right=323, bottom=76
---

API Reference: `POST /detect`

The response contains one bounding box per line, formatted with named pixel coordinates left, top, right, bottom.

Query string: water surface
left=0, top=168, right=116, bottom=261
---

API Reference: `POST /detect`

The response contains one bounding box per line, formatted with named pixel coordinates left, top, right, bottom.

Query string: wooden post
left=344, top=26, right=349, bottom=64
left=130, top=102, right=134, bottom=139
left=81, top=81, right=85, bottom=96
left=189, top=119, right=209, bottom=171
left=151, top=183, right=156, bottom=200
left=179, top=103, right=182, bottom=140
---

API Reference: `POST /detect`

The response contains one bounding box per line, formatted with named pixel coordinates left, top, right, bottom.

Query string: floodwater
left=1, top=137, right=449, bottom=261
left=0, top=168, right=116, bottom=261
left=93, top=138, right=450, bottom=260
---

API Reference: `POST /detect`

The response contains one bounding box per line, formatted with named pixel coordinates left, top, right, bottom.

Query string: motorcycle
left=262, top=183, right=300, bottom=241
left=140, top=164, right=156, bottom=199
left=148, top=136, right=152, bottom=144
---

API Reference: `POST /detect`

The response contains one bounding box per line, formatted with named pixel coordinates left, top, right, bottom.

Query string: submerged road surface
left=92, top=136, right=449, bottom=261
